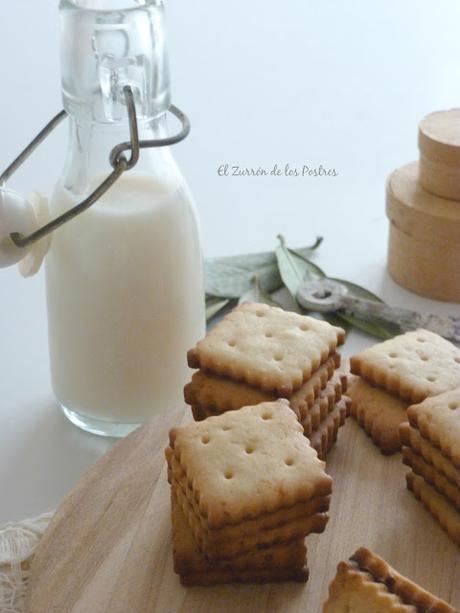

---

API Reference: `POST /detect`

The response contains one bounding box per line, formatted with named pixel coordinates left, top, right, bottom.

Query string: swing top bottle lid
left=59, top=0, right=170, bottom=124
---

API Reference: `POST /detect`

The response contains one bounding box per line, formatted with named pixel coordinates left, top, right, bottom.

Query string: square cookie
left=323, top=562, right=417, bottom=613
left=185, top=371, right=274, bottom=414
left=289, top=354, right=342, bottom=419
left=350, top=329, right=460, bottom=403
left=190, top=404, right=209, bottom=422
left=351, top=547, right=454, bottom=611
left=167, top=447, right=330, bottom=543
left=308, top=398, right=349, bottom=460
left=407, top=387, right=460, bottom=468
left=406, top=472, right=460, bottom=547
left=303, top=375, right=345, bottom=434
left=187, top=302, right=345, bottom=397
left=172, top=477, right=328, bottom=559
left=347, top=376, right=408, bottom=455
left=168, top=400, right=332, bottom=528
left=185, top=354, right=340, bottom=418
left=399, top=423, right=460, bottom=487
left=171, top=490, right=307, bottom=575
left=324, top=547, right=455, bottom=612
left=402, top=448, right=460, bottom=510
left=179, top=565, right=309, bottom=587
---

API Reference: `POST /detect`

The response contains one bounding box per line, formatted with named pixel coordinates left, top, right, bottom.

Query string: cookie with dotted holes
left=167, top=401, right=332, bottom=529
left=187, top=302, right=345, bottom=397
left=350, top=329, right=460, bottom=403
left=407, top=387, right=460, bottom=468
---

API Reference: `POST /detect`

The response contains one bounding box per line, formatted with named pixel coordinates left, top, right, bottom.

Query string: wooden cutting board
left=26, top=406, right=460, bottom=613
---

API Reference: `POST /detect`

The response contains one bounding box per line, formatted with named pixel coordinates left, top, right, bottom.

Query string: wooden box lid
left=419, top=108, right=460, bottom=163
left=418, top=109, right=460, bottom=200
left=386, top=161, right=460, bottom=243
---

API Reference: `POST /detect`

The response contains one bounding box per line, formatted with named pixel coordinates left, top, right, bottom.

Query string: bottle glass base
left=61, top=405, right=142, bottom=438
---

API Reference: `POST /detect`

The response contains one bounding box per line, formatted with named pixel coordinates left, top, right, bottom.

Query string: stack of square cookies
left=184, top=302, right=348, bottom=459
left=323, top=547, right=454, bottom=612
left=400, top=388, right=460, bottom=546
left=165, top=400, right=333, bottom=586
left=348, top=329, right=460, bottom=454
left=296, top=378, right=350, bottom=460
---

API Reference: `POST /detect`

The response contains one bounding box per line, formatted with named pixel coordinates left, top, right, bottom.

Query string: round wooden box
left=418, top=108, right=460, bottom=200
left=386, top=161, right=460, bottom=302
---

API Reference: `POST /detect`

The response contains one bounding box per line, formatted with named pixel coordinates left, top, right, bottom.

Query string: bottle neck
left=62, top=112, right=174, bottom=196
left=60, top=0, right=170, bottom=124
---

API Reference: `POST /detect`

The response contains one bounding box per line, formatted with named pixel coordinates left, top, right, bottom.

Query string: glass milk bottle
left=46, top=0, right=205, bottom=436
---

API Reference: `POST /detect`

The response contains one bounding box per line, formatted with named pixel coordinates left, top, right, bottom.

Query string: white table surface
left=1, top=0, right=460, bottom=525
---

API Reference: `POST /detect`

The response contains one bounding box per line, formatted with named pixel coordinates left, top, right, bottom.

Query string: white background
left=1, top=0, right=460, bottom=523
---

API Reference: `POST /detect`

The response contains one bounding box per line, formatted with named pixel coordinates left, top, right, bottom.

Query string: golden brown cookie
left=406, top=472, right=460, bottom=546
left=304, top=375, right=345, bottom=431
left=324, top=561, right=417, bottom=612
left=402, top=448, right=460, bottom=510
left=172, top=477, right=327, bottom=559
left=407, top=388, right=460, bottom=468
left=179, top=564, right=309, bottom=586
left=185, top=354, right=340, bottom=419
left=167, top=449, right=331, bottom=542
left=168, top=401, right=332, bottom=528
left=350, top=330, right=460, bottom=403
left=289, top=354, right=342, bottom=419
left=308, top=398, right=349, bottom=460
left=187, top=302, right=345, bottom=397
left=171, top=490, right=307, bottom=575
left=184, top=371, right=275, bottom=413
left=324, top=547, right=455, bottom=612
left=399, top=423, right=460, bottom=486
left=347, top=376, right=408, bottom=454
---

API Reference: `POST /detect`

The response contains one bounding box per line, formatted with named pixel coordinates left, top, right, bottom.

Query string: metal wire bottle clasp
left=0, top=86, right=190, bottom=249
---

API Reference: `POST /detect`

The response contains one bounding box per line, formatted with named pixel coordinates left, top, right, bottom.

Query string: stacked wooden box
left=386, top=109, right=460, bottom=302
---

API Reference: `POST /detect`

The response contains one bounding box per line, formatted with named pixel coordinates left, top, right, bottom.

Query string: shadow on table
left=2, top=396, right=115, bottom=523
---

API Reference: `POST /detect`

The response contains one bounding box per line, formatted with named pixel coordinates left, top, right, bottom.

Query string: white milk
left=45, top=171, right=205, bottom=424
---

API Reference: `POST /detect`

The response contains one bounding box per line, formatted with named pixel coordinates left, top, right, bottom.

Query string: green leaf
left=206, top=235, right=400, bottom=341
left=330, top=278, right=399, bottom=338
left=296, top=236, right=323, bottom=257
left=322, top=313, right=351, bottom=333
left=286, top=252, right=396, bottom=339
left=238, top=275, right=281, bottom=307
left=205, top=237, right=324, bottom=299
left=330, top=277, right=384, bottom=303
left=205, top=296, right=231, bottom=321
left=289, top=247, right=326, bottom=279
left=206, top=251, right=282, bottom=299
left=275, top=235, right=324, bottom=303
left=336, top=312, right=397, bottom=340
